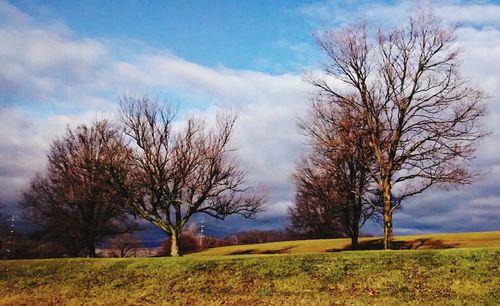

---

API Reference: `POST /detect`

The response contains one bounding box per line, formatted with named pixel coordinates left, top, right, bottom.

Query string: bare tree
left=21, top=121, right=138, bottom=257
left=309, top=10, right=487, bottom=249
left=289, top=160, right=345, bottom=240
left=290, top=105, right=378, bottom=248
left=119, top=96, right=264, bottom=256
left=226, top=229, right=291, bottom=245
left=107, top=233, right=142, bottom=258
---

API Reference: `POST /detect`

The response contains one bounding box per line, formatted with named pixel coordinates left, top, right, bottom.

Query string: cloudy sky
left=1, top=0, right=499, bottom=241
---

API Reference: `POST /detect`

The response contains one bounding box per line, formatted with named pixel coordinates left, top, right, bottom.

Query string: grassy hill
left=1, top=231, right=499, bottom=305
left=192, top=230, right=500, bottom=256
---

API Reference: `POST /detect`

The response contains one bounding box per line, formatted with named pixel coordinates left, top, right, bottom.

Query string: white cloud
left=296, top=1, right=500, bottom=29
left=0, top=3, right=108, bottom=106
left=0, top=107, right=98, bottom=205
left=0, top=0, right=30, bottom=25
left=435, top=3, right=500, bottom=26
left=1, top=0, right=499, bottom=234
left=0, top=1, right=311, bottom=223
left=457, top=27, right=500, bottom=95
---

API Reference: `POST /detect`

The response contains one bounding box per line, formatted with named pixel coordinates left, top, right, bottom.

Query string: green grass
left=192, top=231, right=500, bottom=256
left=1, top=232, right=499, bottom=305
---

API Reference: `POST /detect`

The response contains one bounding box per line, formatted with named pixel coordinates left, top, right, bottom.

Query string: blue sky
left=11, top=0, right=319, bottom=73
left=1, top=0, right=500, bottom=244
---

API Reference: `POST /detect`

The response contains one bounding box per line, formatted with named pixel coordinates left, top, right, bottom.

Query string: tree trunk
left=170, top=230, right=181, bottom=257
left=86, top=239, right=96, bottom=258
left=119, top=247, right=126, bottom=258
left=382, top=180, right=393, bottom=250
left=351, top=234, right=359, bottom=250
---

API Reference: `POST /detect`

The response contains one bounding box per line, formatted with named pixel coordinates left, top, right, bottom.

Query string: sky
left=1, top=0, right=499, bottom=244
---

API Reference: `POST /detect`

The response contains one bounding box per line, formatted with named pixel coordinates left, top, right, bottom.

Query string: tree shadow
left=260, top=245, right=297, bottom=254
left=327, top=238, right=458, bottom=252
left=229, top=245, right=297, bottom=255
left=229, top=249, right=256, bottom=255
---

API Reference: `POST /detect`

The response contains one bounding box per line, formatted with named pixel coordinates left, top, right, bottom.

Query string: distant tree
left=309, top=9, right=487, bottom=249
left=202, top=236, right=237, bottom=248
left=107, top=233, right=143, bottom=258
left=226, top=229, right=291, bottom=245
left=33, top=241, right=67, bottom=259
left=289, top=162, right=346, bottom=240
left=21, top=121, right=138, bottom=257
left=290, top=106, right=378, bottom=248
left=119, top=96, right=264, bottom=256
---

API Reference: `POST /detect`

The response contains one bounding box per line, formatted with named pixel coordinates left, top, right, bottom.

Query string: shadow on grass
left=229, top=249, right=256, bottom=255
left=229, top=246, right=298, bottom=255
left=327, top=238, right=458, bottom=252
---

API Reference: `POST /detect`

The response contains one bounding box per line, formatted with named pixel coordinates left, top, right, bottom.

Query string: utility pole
left=6, top=215, right=15, bottom=259
left=200, top=218, right=205, bottom=249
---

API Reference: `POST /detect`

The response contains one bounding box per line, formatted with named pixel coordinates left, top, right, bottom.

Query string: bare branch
left=310, top=8, right=487, bottom=249
left=118, top=96, right=264, bottom=256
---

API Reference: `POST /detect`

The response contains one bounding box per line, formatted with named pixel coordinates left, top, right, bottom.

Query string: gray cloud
left=0, top=107, right=99, bottom=209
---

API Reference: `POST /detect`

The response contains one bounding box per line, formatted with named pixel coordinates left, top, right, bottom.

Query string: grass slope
left=1, top=248, right=499, bottom=305
left=192, top=231, right=500, bottom=256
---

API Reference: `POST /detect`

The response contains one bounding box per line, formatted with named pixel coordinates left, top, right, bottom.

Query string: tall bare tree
left=290, top=104, right=378, bottom=248
left=309, top=10, right=487, bottom=249
left=21, top=121, right=137, bottom=257
left=119, top=96, right=264, bottom=256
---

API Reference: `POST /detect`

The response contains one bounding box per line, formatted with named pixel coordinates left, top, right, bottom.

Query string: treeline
left=154, top=226, right=376, bottom=257
left=13, top=98, right=264, bottom=258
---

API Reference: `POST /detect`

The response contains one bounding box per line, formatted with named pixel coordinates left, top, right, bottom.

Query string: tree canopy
left=119, top=96, right=264, bottom=256
left=309, top=10, right=487, bottom=248
left=21, top=121, right=138, bottom=257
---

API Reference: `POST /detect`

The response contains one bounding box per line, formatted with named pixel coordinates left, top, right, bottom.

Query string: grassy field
left=193, top=230, right=500, bottom=256
left=1, top=232, right=499, bottom=305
